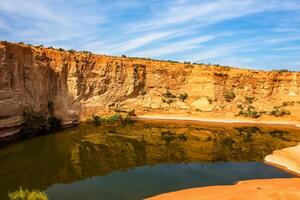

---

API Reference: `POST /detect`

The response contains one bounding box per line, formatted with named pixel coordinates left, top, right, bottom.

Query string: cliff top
left=1, top=40, right=297, bottom=74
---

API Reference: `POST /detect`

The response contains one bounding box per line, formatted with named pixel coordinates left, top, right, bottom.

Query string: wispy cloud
left=127, top=0, right=300, bottom=33
left=131, top=35, right=216, bottom=57
left=100, top=31, right=179, bottom=54
left=0, top=0, right=299, bottom=70
left=0, top=0, right=107, bottom=45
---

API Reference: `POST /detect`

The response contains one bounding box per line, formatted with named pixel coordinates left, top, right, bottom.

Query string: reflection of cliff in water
left=0, top=122, right=299, bottom=198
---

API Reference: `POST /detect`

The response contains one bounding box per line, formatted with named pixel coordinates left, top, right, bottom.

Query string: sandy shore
left=134, top=115, right=300, bottom=129
left=146, top=178, right=300, bottom=200
left=265, top=144, right=300, bottom=176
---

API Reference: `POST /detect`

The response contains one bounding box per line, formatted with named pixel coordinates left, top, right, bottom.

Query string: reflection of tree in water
left=158, top=131, right=189, bottom=164
left=211, top=127, right=294, bottom=161
left=160, top=130, right=188, bottom=145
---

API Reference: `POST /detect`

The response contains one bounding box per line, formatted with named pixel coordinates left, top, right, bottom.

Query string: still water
left=0, top=122, right=299, bottom=200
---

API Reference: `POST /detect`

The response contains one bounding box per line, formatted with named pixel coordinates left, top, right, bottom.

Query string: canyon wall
left=1, top=41, right=300, bottom=137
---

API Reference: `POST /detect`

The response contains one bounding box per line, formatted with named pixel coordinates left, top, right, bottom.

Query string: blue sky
left=0, top=0, right=300, bottom=70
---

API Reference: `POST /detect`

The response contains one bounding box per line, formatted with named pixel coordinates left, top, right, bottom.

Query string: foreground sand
left=146, top=178, right=300, bottom=200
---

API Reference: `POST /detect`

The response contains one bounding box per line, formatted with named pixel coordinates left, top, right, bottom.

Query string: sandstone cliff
left=1, top=41, right=300, bottom=137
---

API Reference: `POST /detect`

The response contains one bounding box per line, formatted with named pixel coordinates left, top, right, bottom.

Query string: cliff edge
left=1, top=41, right=300, bottom=137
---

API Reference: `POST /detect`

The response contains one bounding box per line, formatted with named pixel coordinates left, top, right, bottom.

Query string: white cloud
left=131, top=35, right=216, bottom=57
left=0, top=0, right=299, bottom=70
left=0, top=0, right=106, bottom=45
left=105, top=31, right=177, bottom=54
left=127, top=0, right=300, bottom=33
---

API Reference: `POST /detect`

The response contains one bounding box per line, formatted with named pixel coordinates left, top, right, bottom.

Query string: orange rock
left=1, top=41, right=300, bottom=137
left=146, top=178, right=300, bottom=200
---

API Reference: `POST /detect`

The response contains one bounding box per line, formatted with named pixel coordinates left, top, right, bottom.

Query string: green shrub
left=205, top=136, right=213, bottom=142
left=238, top=108, right=261, bottom=118
left=22, top=103, right=62, bottom=136
left=161, top=131, right=176, bottom=144
left=140, top=89, right=147, bottom=96
left=106, top=113, right=121, bottom=123
left=58, top=48, right=64, bottom=51
left=178, top=93, right=188, bottom=102
left=68, top=49, right=76, bottom=53
left=163, top=90, right=176, bottom=98
left=81, top=50, right=92, bottom=54
left=237, top=97, right=261, bottom=118
left=245, top=96, right=256, bottom=104
left=276, top=69, right=290, bottom=73
left=8, top=187, right=48, bottom=200
left=48, top=117, right=62, bottom=131
left=207, top=97, right=213, bottom=104
left=178, top=134, right=187, bottom=142
left=269, top=106, right=291, bottom=117
left=161, top=131, right=187, bottom=144
left=92, top=115, right=101, bottom=125
left=281, top=101, right=294, bottom=107
left=224, top=89, right=236, bottom=102
left=237, top=104, right=243, bottom=109
left=89, top=113, right=135, bottom=125
left=22, top=107, right=50, bottom=137
left=47, top=101, right=54, bottom=116
left=166, top=99, right=174, bottom=105
left=121, top=114, right=134, bottom=125
left=127, top=109, right=136, bottom=117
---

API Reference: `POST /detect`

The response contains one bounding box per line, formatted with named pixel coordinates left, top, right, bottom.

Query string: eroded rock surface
left=1, top=41, right=300, bottom=137
left=146, top=178, right=300, bottom=200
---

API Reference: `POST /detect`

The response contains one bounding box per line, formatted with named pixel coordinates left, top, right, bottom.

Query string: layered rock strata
left=1, top=41, right=300, bottom=137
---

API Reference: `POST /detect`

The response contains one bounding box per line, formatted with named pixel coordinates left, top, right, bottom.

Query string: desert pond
left=1, top=122, right=300, bottom=200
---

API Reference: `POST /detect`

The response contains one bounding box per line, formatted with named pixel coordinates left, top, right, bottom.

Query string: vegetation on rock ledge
left=224, top=89, right=236, bottom=102
left=237, top=97, right=293, bottom=118
left=88, top=110, right=136, bottom=126
left=8, top=187, right=48, bottom=200
left=178, top=93, right=188, bottom=102
left=21, top=102, right=62, bottom=137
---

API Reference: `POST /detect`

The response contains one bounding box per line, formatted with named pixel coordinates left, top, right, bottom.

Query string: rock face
left=146, top=178, right=300, bottom=200
left=1, top=41, right=300, bottom=137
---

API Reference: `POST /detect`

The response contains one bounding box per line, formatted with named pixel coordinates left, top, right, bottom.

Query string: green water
left=0, top=122, right=299, bottom=200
